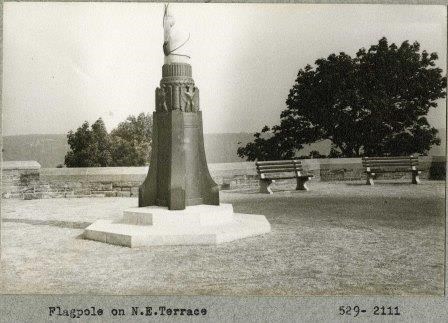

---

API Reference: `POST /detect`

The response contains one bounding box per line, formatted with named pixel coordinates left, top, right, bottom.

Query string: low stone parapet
left=37, top=167, right=147, bottom=199
left=2, top=161, right=41, bottom=199
left=1, top=157, right=445, bottom=199
left=318, top=156, right=440, bottom=181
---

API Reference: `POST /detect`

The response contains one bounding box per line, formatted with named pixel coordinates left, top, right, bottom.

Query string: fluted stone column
left=139, top=63, right=219, bottom=210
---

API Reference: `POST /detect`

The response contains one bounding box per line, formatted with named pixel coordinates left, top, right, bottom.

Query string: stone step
left=83, top=207, right=271, bottom=247
left=121, top=203, right=235, bottom=227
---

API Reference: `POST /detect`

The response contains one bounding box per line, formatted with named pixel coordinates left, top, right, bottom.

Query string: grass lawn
left=0, top=180, right=445, bottom=296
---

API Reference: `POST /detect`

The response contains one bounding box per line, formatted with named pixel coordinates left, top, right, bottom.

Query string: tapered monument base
left=83, top=204, right=270, bottom=247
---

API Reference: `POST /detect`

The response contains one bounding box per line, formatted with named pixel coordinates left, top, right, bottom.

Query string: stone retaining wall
left=1, top=157, right=445, bottom=199
left=318, top=156, right=445, bottom=181
left=38, top=167, right=147, bottom=199
left=2, top=161, right=42, bottom=199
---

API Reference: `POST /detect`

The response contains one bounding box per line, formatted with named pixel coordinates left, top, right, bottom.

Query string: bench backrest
left=362, top=156, right=419, bottom=171
left=255, top=160, right=304, bottom=178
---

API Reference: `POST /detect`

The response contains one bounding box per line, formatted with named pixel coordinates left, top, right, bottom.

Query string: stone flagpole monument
left=138, top=3, right=219, bottom=210
left=83, top=4, right=270, bottom=247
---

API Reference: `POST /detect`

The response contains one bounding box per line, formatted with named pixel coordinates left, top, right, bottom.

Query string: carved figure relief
left=183, top=86, right=194, bottom=112
left=181, top=86, right=200, bottom=112
left=192, top=87, right=200, bottom=112
left=155, top=86, right=168, bottom=111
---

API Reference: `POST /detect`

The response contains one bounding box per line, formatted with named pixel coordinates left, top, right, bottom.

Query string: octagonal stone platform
left=83, top=204, right=271, bottom=247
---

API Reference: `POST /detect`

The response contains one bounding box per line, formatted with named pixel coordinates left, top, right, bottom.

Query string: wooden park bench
left=362, top=156, right=421, bottom=185
left=255, top=160, right=314, bottom=194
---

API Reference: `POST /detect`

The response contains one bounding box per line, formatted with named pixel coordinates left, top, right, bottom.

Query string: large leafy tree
left=238, top=37, right=446, bottom=161
left=65, top=118, right=111, bottom=167
left=109, top=113, right=152, bottom=166
left=91, top=118, right=112, bottom=166
left=65, top=113, right=152, bottom=167
left=236, top=126, right=298, bottom=161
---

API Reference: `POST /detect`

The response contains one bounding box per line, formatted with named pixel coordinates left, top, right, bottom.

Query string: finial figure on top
left=163, top=4, right=191, bottom=63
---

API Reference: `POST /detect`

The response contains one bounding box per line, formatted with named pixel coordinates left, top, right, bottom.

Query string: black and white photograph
left=0, top=1, right=447, bottom=320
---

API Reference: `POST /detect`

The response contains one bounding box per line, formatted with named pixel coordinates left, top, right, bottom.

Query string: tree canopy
left=238, top=37, right=446, bottom=161
left=64, top=113, right=152, bottom=167
left=109, top=113, right=152, bottom=166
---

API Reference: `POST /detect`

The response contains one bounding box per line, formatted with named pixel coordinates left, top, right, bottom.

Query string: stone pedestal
left=83, top=204, right=271, bottom=247
left=139, top=63, right=219, bottom=210
left=82, top=36, right=271, bottom=247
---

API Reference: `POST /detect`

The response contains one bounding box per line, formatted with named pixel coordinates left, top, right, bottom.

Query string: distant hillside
left=2, top=129, right=445, bottom=167
left=203, top=133, right=254, bottom=163
left=2, top=134, right=69, bottom=168
left=2, top=133, right=252, bottom=167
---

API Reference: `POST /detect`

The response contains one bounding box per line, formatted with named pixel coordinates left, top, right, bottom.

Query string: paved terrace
left=0, top=180, right=445, bottom=296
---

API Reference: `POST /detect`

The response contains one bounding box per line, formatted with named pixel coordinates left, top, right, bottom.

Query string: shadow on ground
left=2, top=218, right=91, bottom=229
left=0, top=181, right=445, bottom=296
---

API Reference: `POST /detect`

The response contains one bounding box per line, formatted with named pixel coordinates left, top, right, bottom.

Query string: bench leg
left=412, top=171, right=421, bottom=184
left=296, top=177, right=309, bottom=191
left=259, top=179, right=273, bottom=194
left=366, top=172, right=374, bottom=185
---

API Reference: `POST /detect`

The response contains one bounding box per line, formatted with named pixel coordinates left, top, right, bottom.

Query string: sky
left=2, top=2, right=447, bottom=136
